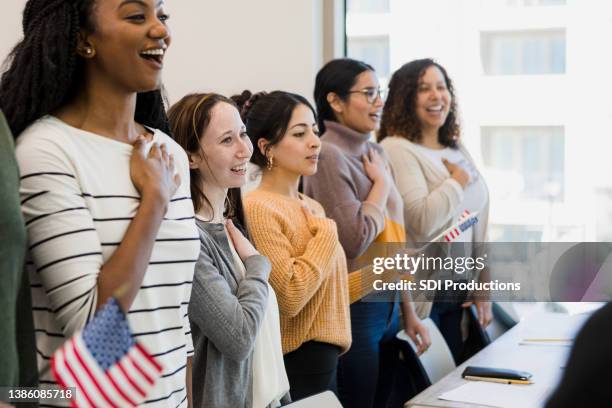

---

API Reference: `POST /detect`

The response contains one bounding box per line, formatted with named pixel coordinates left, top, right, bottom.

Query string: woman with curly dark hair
left=1, top=1, right=199, bottom=406
left=380, top=59, right=492, bottom=364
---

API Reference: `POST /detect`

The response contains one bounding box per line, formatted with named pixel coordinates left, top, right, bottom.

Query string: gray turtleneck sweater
left=303, top=121, right=406, bottom=303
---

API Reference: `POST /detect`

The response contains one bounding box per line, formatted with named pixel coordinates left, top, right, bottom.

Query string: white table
left=404, top=312, right=593, bottom=408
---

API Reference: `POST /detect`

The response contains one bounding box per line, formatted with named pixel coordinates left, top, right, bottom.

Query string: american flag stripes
left=51, top=297, right=163, bottom=407
left=443, top=210, right=479, bottom=242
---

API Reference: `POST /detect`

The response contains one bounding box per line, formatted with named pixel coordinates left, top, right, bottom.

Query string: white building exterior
left=347, top=0, right=612, bottom=242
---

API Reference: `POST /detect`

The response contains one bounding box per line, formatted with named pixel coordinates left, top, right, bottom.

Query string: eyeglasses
left=346, top=87, right=387, bottom=104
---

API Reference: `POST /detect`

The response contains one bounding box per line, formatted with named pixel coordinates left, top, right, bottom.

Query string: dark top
left=546, top=303, right=612, bottom=407
left=0, top=110, right=37, bottom=395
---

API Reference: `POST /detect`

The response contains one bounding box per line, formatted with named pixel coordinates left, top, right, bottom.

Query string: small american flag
left=442, top=210, right=479, bottom=242
left=51, top=297, right=163, bottom=407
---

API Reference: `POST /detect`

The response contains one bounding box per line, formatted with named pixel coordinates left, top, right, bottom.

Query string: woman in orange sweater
left=238, top=90, right=351, bottom=401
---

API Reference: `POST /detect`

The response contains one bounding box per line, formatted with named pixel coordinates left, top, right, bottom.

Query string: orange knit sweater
left=243, top=190, right=351, bottom=355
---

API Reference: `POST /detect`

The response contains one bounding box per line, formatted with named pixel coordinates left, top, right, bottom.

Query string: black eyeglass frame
left=345, top=87, right=387, bottom=104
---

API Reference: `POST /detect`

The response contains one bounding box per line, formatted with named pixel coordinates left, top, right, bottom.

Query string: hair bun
left=230, top=90, right=252, bottom=110
left=231, top=90, right=268, bottom=121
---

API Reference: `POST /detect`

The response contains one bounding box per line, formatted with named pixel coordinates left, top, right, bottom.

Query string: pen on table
left=464, top=375, right=533, bottom=385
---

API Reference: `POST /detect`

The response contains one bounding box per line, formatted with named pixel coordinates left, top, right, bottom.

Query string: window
left=481, top=126, right=565, bottom=202
left=594, top=188, right=612, bottom=241
left=481, top=29, right=566, bottom=75
left=347, top=0, right=390, bottom=13
left=490, top=225, right=543, bottom=244
left=347, top=36, right=390, bottom=79
left=534, top=0, right=566, bottom=5
left=486, top=0, right=566, bottom=6
left=344, top=0, right=612, bottom=244
left=343, top=0, right=612, bottom=318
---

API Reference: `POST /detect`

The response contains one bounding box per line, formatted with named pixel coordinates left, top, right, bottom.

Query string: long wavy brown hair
left=379, top=59, right=460, bottom=148
left=167, top=93, right=246, bottom=230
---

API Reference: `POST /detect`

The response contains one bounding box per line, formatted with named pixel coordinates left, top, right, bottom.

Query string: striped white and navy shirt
left=15, top=116, right=199, bottom=407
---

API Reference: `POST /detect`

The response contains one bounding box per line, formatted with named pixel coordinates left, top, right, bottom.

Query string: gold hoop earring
left=266, top=156, right=274, bottom=171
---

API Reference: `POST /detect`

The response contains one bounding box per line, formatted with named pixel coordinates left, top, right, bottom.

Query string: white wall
left=0, top=2, right=24, bottom=71
left=1, top=1, right=326, bottom=104
left=163, top=0, right=324, bottom=103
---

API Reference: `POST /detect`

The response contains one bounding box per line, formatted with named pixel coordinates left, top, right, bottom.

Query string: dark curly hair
left=167, top=93, right=246, bottom=230
left=379, top=59, right=460, bottom=148
left=313, top=58, right=373, bottom=134
left=231, top=90, right=316, bottom=169
left=0, top=0, right=170, bottom=138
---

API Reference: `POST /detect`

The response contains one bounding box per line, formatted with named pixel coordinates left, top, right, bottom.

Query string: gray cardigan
left=189, top=220, right=270, bottom=408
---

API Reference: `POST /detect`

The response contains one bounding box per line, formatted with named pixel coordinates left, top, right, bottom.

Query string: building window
left=533, top=0, right=566, bottom=5
left=481, top=126, right=565, bottom=202
left=347, top=0, right=390, bottom=13
left=490, top=225, right=543, bottom=244
left=347, top=35, right=390, bottom=79
left=481, top=29, right=566, bottom=75
left=486, top=0, right=566, bottom=6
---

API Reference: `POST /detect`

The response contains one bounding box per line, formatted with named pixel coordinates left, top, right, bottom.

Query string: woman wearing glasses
left=379, top=59, right=492, bottom=364
left=305, top=58, right=431, bottom=408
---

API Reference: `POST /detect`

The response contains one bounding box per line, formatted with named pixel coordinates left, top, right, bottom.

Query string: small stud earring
left=83, top=47, right=95, bottom=57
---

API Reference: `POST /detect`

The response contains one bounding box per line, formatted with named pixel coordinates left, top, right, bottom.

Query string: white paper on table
left=438, top=381, right=553, bottom=408
left=556, top=302, right=605, bottom=316
left=518, top=313, right=590, bottom=346
left=519, top=340, right=572, bottom=347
